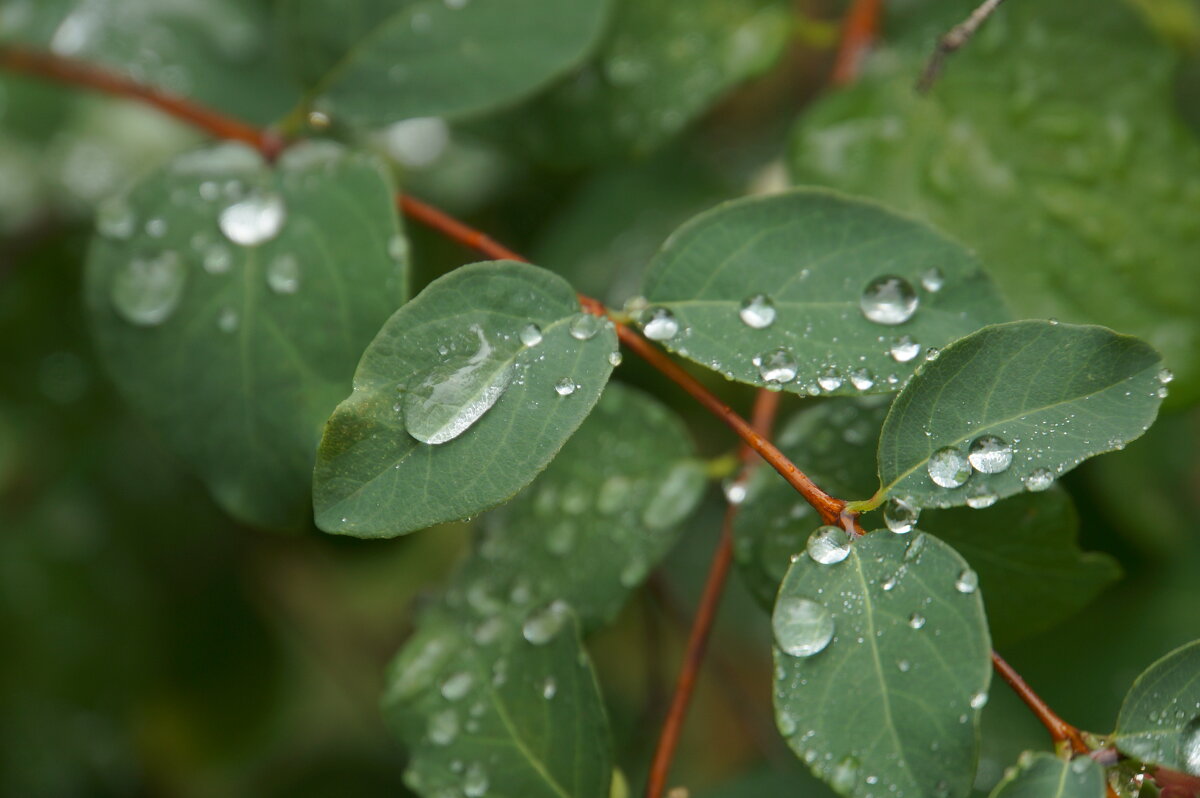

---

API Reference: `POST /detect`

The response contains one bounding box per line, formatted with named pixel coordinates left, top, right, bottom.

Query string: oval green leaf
left=988, top=753, right=1105, bottom=798
left=84, top=142, right=408, bottom=528
left=641, top=190, right=1008, bottom=397
left=282, top=0, right=609, bottom=126
left=313, top=261, right=616, bottom=538
left=1114, top=640, right=1200, bottom=774
left=773, top=531, right=991, bottom=798
left=874, top=321, right=1165, bottom=510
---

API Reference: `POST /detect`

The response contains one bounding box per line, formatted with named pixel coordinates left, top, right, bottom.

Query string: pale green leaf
left=875, top=321, right=1164, bottom=510
left=313, top=261, right=617, bottom=538
left=1114, top=640, right=1200, bottom=774
left=85, top=142, right=407, bottom=528
left=988, top=753, right=1105, bottom=798
left=773, top=530, right=991, bottom=798
left=641, top=190, right=1009, bottom=396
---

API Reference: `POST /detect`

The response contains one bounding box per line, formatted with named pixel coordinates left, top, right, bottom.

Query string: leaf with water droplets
left=281, top=0, right=608, bottom=126
left=988, top=752, right=1105, bottom=798
left=85, top=142, right=408, bottom=528
left=789, top=0, right=1200, bottom=405
left=873, top=321, right=1165, bottom=510
left=640, top=190, right=1008, bottom=396
left=1114, top=640, right=1200, bottom=775
left=313, top=261, right=616, bottom=537
left=384, top=605, right=612, bottom=798
left=773, top=531, right=991, bottom=798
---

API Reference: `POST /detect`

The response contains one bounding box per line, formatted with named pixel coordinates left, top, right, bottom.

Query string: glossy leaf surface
left=988, top=753, right=1105, bottom=798
left=1114, top=640, right=1200, bottom=774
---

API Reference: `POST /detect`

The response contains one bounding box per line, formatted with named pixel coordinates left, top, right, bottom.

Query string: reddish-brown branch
left=396, top=194, right=526, bottom=263
left=991, top=651, right=1089, bottom=754
left=830, top=0, right=884, bottom=86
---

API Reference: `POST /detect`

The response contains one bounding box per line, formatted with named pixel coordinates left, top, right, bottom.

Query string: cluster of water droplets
left=921, top=430, right=1059, bottom=503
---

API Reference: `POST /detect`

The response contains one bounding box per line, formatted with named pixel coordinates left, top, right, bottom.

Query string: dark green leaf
left=640, top=189, right=1008, bottom=397
left=85, top=142, right=407, bottom=528
left=790, top=0, right=1200, bottom=404
left=874, top=321, right=1165, bottom=511
left=988, top=753, right=1105, bottom=798
left=281, top=0, right=609, bottom=126
left=1114, top=640, right=1200, bottom=774
left=773, top=531, right=991, bottom=798
left=313, top=261, right=617, bottom=538
left=383, top=605, right=612, bottom=798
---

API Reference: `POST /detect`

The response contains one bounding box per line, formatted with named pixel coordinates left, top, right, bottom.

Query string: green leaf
left=875, top=321, right=1165, bottom=511
left=1113, top=640, right=1200, bottom=774
left=988, top=753, right=1105, bottom=798
left=773, top=530, right=992, bottom=798
left=482, top=0, right=791, bottom=165
left=640, top=189, right=1009, bottom=397
left=448, top=382, right=705, bottom=630
left=313, top=261, right=616, bottom=538
left=789, top=0, right=1200, bottom=404
left=84, top=142, right=407, bottom=528
left=919, top=492, right=1121, bottom=646
left=281, top=0, right=609, bottom=127
left=383, top=605, right=612, bottom=798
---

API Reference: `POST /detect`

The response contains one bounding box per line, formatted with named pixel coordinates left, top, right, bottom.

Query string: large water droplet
left=968, top=435, right=1013, bottom=473
left=954, top=568, right=979, bottom=594
left=440, top=671, right=473, bottom=701
left=522, top=600, right=569, bottom=645
left=739, top=294, right=776, bottom=329
left=860, top=275, right=918, bottom=325
left=1024, top=468, right=1055, bottom=492
left=807, top=526, right=851, bottom=565
left=890, top=335, right=921, bottom=362
left=403, top=324, right=512, bottom=445
left=884, top=497, right=919, bottom=534
left=110, top=253, right=187, bottom=326
left=568, top=312, right=602, bottom=341
left=773, top=597, right=834, bottom=657
left=519, top=323, right=543, bottom=347
left=219, top=191, right=286, bottom=246
left=641, top=307, right=679, bottom=340
left=266, top=253, right=300, bottom=294
left=755, top=348, right=798, bottom=384
left=928, top=447, right=971, bottom=488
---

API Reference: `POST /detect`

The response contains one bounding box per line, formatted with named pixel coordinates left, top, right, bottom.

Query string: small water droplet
left=219, top=191, right=286, bottom=246
left=642, top=461, right=706, bottom=529
left=807, top=526, right=852, bottom=565
left=928, top=447, right=971, bottom=488
left=403, top=324, right=512, bottom=445
left=921, top=267, right=945, bottom=292
left=96, top=197, right=136, bottom=239
left=541, top=677, right=557, bottom=699
left=217, top=306, right=238, bottom=333
left=968, top=435, right=1013, bottom=473
left=954, top=568, right=979, bottom=594
left=519, top=323, right=543, bottom=347
left=897, top=659, right=912, bottom=672
left=1023, top=468, right=1055, bottom=492
left=522, top=600, right=569, bottom=645
left=831, top=756, right=861, bottom=793
left=1158, top=368, right=1175, bottom=384
left=554, top=378, right=578, bottom=397
left=908, top=612, right=926, bottom=630
left=890, top=335, right=921, bottom=362
left=849, top=368, right=875, bottom=391
left=568, top=313, right=602, bottom=341
left=860, top=275, right=918, bottom=325
left=925, top=347, right=941, bottom=361
left=641, top=307, right=679, bottom=340
left=969, top=690, right=988, bottom=709
left=773, top=597, right=834, bottom=657
left=818, top=371, right=844, bottom=392
left=464, top=763, right=489, bottom=798
left=739, top=293, right=776, bottom=329
left=428, top=709, right=459, bottom=745
left=388, top=234, right=409, bottom=262
left=883, top=497, right=919, bottom=534
left=440, top=671, right=473, bottom=701
left=723, top=480, right=747, bottom=505
left=608, top=350, right=623, bottom=366
left=110, top=252, right=187, bottom=326
left=755, top=347, right=798, bottom=384
left=966, top=486, right=998, bottom=509
left=904, top=533, right=927, bottom=562
left=266, top=253, right=300, bottom=294
left=203, top=244, right=233, bottom=274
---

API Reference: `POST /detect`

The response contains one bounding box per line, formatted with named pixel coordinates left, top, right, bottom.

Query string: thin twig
left=916, top=0, right=1008, bottom=93
left=830, top=0, right=884, bottom=86
left=991, top=651, right=1088, bottom=753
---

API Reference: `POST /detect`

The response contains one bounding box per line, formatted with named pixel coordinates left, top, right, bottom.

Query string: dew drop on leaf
left=463, top=763, right=489, bottom=798
left=642, top=461, right=705, bottom=530
left=96, top=196, right=136, bottom=239
left=522, top=600, right=569, bottom=645
left=1183, top=717, right=1200, bottom=775
left=755, top=347, right=798, bottom=384
left=921, top=267, right=945, bottom=292
left=266, top=253, right=300, bottom=294
left=219, top=191, right=286, bottom=246
left=908, top=612, right=926, bottom=629
left=554, top=378, right=578, bottom=397
left=954, top=568, right=979, bottom=594
left=970, top=690, right=989, bottom=710
left=968, top=435, right=1013, bottom=474
left=722, top=479, right=747, bottom=505
left=217, top=306, right=238, bottom=333
left=1023, top=468, right=1056, bottom=492
left=202, top=244, right=232, bottom=275
left=831, top=756, right=861, bottom=793
left=807, top=525, right=852, bottom=565
left=568, top=312, right=602, bottom=341
left=641, top=306, right=679, bottom=340
left=519, top=323, right=543, bottom=347
left=541, top=677, right=557, bottom=700
left=403, top=324, right=512, bottom=445
left=966, top=486, right=998, bottom=509
left=738, top=293, right=777, bottom=329
left=818, top=371, right=844, bottom=392
left=388, top=233, right=409, bottom=262
left=773, top=597, right=834, bottom=657
left=440, top=671, right=473, bottom=701
left=110, top=252, right=187, bottom=326
left=1158, top=368, right=1175, bottom=385
left=860, top=275, right=918, bottom=325
left=428, top=709, right=459, bottom=745
left=883, top=497, right=919, bottom=534
left=928, top=447, right=971, bottom=488
left=608, top=350, right=623, bottom=366
left=890, top=335, right=921, bottom=362
left=849, top=368, right=875, bottom=391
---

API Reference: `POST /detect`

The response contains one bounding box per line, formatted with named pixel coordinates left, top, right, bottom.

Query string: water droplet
left=110, top=253, right=187, bottom=326
left=921, top=267, right=945, bottom=292
left=773, top=597, right=834, bottom=657
left=428, top=709, right=458, bottom=745
left=860, top=275, right=918, bottom=325
left=966, top=486, right=998, bottom=509
left=440, top=671, right=473, bottom=701
left=619, top=558, right=649, bottom=588
left=904, top=533, right=927, bottom=562
left=968, top=435, right=1013, bottom=473
left=642, top=461, right=706, bottom=529
left=96, top=197, right=136, bottom=239
left=908, top=612, right=926, bottom=629
left=969, top=690, right=989, bottom=709
left=1158, top=368, right=1175, bottom=384
left=464, top=763, right=489, bottom=798
left=954, top=568, right=979, bottom=594
left=890, top=335, right=921, bottom=362
left=203, top=244, right=233, bottom=274
left=608, top=350, right=623, bottom=366
left=554, top=378, right=577, bottom=397
left=472, top=617, right=505, bottom=646
left=1181, top=717, right=1200, bottom=775
left=217, top=306, right=238, bottom=333
left=883, top=497, right=919, bottom=534
left=541, top=677, right=557, bottom=699
left=403, top=324, right=512, bottom=445
left=266, top=253, right=300, bottom=294
left=897, top=659, right=912, bottom=673
left=597, top=476, right=632, bottom=515
left=739, top=294, right=776, bottom=329
left=807, top=525, right=852, bottom=565
left=818, top=371, right=844, bottom=392
left=522, top=600, right=569, bottom=645
left=755, top=348, right=798, bottom=384
left=928, top=447, right=971, bottom=488
left=1023, top=468, right=1055, bottom=492
left=219, top=191, right=286, bottom=246
left=388, top=234, right=409, bottom=262
left=145, top=217, right=168, bottom=238
left=925, top=347, right=941, bottom=361
left=831, top=756, right=861, bottom=793
left=849, top=368, right=875, bottom=391
left=723, top=480, right=747, bottom=505
left=568, top=313, right=602, bottom=341
left=641, top=307, right=679, bottom=340
left=519, top=323, right=543, bottom=347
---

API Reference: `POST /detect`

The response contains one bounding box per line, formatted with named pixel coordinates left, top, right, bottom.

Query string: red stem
left=991, top=651, right=1089, bottom=754
left=830, top=0, right=884, bottom=86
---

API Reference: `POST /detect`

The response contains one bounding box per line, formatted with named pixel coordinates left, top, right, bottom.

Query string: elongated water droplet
left=884, top=497, right=919, bottom=534
left=522, top=600, right=569, bottom=645
left=1024, top=468, right=1055, bottom=492
left=403, top=324, right=512, bottom=445
left=642, top=461, right=706, bottom=529
left=755, top=347, right=798, bottom=384
left=773, top=597, right=834, bottom=657
left=969, top=690, right=989, bottom=709
left=908, top=612, right=926, bottom=629
left=219, top=191, right=286, bottom=245
left=554, top=378, right=577, bottom=397
left=905, top=533, right=927, bottom=562
left=968, top=435, right=1012, bottom=473
left=440, top=671, right=473, bottom=701
left=739, top=293, right=776, bottom=329
left=921, top=267, right=945, bottom=292
left=641, top=307, right=679, bottom=340
left=568, top=312, right=602, bottom=340
left=266, top=253, right=300, bottom=294
left=519, top=323, right=543, bottom=347
left=954, top=568, right=979, bottom=594
left=110, top=253, right=186, bottom=326
left=890, top=335, right=921, bottom=362
left=928, top=447, right=971, bottom=488
left=860, top=275, right=918, bottom=325
left=807, top=526, right=851, bottom=564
